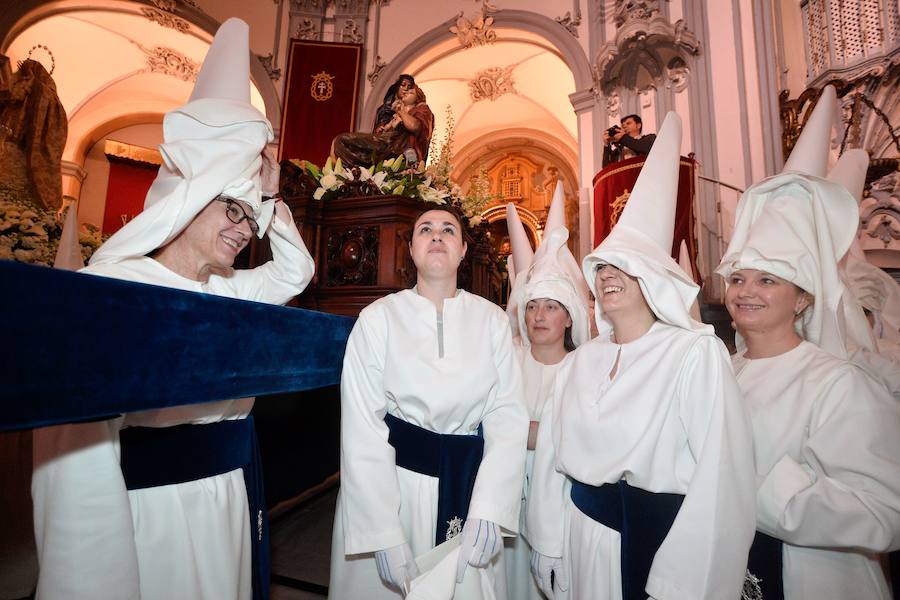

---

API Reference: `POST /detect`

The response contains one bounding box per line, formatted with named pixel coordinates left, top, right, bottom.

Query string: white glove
left=455, top=518, right=502, bottom=583
left=530, top=551, right=569, bottom=598
left=375, top=542, right=420, bottom=596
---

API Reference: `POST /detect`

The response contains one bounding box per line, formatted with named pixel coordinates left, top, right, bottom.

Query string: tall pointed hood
left=716, top=86, right=860, bottom=357
left=89, top=18, right=275, bottom=267
left=505, top=203, right=534, bottom=338
left=830, top=150, right=900, bottom=344
left=582, top=111, right=709, bottom=337
left=513, top=227, right=591, bottom=348
left=783, top=85, right=837, bottom=177
left=53, top=205, right=85, bottom=271
left=544, top=181, right=566, bottom=235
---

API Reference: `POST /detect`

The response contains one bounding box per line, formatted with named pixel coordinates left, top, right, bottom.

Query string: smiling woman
left=526, top=112, right=756, bottom=600
left=716, top=85, right=900, bottom=600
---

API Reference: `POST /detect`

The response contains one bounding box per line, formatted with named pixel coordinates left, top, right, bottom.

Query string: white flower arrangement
left=295, top=107, right=498, bottom=234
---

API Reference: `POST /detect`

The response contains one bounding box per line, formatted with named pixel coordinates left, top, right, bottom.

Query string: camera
left=606, top=125, right=622, bottom=137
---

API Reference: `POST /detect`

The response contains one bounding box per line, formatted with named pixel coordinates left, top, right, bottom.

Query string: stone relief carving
left=150, top=0, right=177, bottom=10
left=258, top=53, right=282, bottom=81
left=141, top=45, right=199, bottom=81
left=367, top=55, right=388, bottom=84
left=556, top=9, right=582, bottom=38
left=593, top=3, right=700, bottom=95
left=469, top=65, right=516, bottom=102
left=613, top=0, right=660, bottom=26
left=341, top=19, right=364, bottom=43
left=140, top=7, right=190, bottom=33
left=295, top=18, right=319, bottom=40
left=450, top=8, right=497, bottom=48
left=862, top=171, right=900, bottom=249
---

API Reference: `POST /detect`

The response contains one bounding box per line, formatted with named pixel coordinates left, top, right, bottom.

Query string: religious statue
left=0, top=59, right=67, bottom=211
left=331, top=73, right=434, bottom=168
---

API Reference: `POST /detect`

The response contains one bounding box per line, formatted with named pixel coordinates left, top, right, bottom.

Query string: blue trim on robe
left=120, top=416, right=270, bottom=600
left=570, top=479, right=684, bottom=600
left=0, top=260, right=353, bottom=431
left=747, top=531, right=784, bottom=600
left=384, top=413, right=484, bottom=545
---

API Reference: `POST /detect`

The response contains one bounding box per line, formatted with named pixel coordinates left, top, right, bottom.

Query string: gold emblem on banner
left=610, top=189, right=631, bottom=227
left=310, top=71, right=334, bottom=101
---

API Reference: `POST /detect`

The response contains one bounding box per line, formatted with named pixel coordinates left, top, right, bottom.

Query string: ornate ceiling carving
left=469, top=65, right=516, bottom=102
left=139, top=45, right=199, bottom=81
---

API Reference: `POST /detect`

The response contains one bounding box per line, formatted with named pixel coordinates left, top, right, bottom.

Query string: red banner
left=102, top=157, right=158, bottom=235
left=278, top=40, right=362, bottom=165
left=592, top=156, right=699, bottom=280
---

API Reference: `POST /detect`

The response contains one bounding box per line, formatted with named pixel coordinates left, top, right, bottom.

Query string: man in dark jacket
left=602, top=114, right=657, bottom=166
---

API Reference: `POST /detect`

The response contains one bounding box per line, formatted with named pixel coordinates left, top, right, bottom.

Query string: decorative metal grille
left=802, top=0, right=898, bottom=80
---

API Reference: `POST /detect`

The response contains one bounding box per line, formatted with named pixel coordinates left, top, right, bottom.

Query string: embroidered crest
left=310, top=71, right=334, bottom=102
left=610, top=188, right=631, bottom=228
left=741, top=569, right=763, bottom=600
left=609, top=189, right=631, bottom=227
left=445, top=516, right=464, bottom=541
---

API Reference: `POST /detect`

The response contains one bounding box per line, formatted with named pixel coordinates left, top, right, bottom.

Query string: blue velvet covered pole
left=0, top=260, right=354, bottom=431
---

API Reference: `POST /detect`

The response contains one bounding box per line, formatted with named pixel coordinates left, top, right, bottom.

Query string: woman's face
left=409, top=209, right=466, bottom=279
left=725, top=269, right=811, bottom=335
left=594, top=263, right=650, bottom=319
left=525, top=298, right=572, bottom=349
left=180, top=198, right=254, bottom=271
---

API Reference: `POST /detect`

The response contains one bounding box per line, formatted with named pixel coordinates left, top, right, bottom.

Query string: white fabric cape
left=329, top=289, right=527, bottom=599
left=32, top=216, right=313, bottom=600
left=526, top=322, right=756, bottom=600
left=733, top=341, right=900, bottom=600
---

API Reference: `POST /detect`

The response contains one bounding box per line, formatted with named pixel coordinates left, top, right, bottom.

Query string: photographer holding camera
left=602, top=114, right=657, bottom=167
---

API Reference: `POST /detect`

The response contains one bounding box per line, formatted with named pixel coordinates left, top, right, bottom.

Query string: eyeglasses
left=215, top=196, right=259, bottom=236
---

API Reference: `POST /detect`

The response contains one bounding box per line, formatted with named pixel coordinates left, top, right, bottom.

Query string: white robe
left=527, top=322, right=756, bottom=600
left=328, top=289, right=528, bottom=600
left=505, top=348, right=566, bottom=600
left=733, top=341, right=900, bottom=600
left=32, top=216, right=314, bottom=600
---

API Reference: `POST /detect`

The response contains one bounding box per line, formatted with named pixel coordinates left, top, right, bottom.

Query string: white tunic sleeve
left=466, top=309, right=529, bottom=533
left=338, top=303, right=407, bottom=555
left=32, top=418, right=140, bottom=599
left=647, top=336, right=757, bottom=600
left=756, top=365, right=900, bottom=552
left=205, top=212, right=314, bottom=303
left=524, top=368, right=570, bottom=557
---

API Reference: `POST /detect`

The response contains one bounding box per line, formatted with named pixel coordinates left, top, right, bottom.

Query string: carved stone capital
left=594, top=11, right=700, bottom=94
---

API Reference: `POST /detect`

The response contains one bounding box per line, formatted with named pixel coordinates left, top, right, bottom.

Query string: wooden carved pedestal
left=247, top=192, right=502, bottom=317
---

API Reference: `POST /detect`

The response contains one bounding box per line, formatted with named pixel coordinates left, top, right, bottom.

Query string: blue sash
left=384, top=413, right=484, bottom=545
left=570, top=479, right=684, bottom=600
left=747, top=531, right=784, bottom=600
left=120, top=417, right=269, bottom=600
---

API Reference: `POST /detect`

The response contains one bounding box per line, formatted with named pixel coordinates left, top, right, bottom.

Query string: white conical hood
left=783, top=85, right=837, bottom=176
left=828, top=150, right=900, bottom=344
left=716, top=149, right=862, bottom=357
left=507, top=203, right=533, bottom=275
left=515, top=227, right=591, bottom=348
left=613, top=111, right=681, bottom=252
left=544, top=180, right=566, bottom=235
left=827, top=149, right=868, bottom=204
left=53, top=205, right=85, bottom=271
left=678, top=239, right=701, bottom=321
left=190, top=18, right=251, bottom=103
left=582, top=112, right=709, bottom=336
left=505, top=203, right=535, bottom=339
left=89, top=18, right=275, bottom=267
